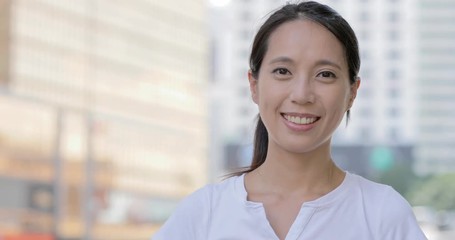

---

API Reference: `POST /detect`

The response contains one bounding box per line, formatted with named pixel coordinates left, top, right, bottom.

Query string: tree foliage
left=378, top=163, right=418, bottom=197
left=407, top=173, right=455, bottom=211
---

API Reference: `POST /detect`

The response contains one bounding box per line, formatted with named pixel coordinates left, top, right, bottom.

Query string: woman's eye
left=272, top=68, right=291, bottom=76
left=317, top=71, right=336, bottom=78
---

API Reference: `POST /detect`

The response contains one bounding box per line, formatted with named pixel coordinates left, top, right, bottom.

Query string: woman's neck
left=246, top=141, right=344, bottom=197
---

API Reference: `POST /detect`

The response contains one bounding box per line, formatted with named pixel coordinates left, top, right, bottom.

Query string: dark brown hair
left=233, top=1, right=360, bottom=176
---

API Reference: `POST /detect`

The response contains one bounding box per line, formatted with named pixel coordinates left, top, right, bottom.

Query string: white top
left=152, top=172, right=427, bottom=240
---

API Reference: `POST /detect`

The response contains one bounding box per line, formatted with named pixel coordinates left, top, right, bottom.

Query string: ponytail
left=229, top=115, right=268, bottom=176
left=251, top=115, right=268, bottom=170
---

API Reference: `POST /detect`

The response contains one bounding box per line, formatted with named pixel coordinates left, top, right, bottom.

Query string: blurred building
left=0, top=0, right=208, bottom=239
left=414, top=0, right=455, bottom=175
left=209, top=0, right=417, bottom=178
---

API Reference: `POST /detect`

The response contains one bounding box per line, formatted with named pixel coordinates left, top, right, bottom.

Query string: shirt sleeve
left=151, top=186, right=212, bottom=240
left=378, top=187, right=428, bottom=240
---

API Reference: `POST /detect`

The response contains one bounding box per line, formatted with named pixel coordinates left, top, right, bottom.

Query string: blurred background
left=0, top=0, right=453, bottom=239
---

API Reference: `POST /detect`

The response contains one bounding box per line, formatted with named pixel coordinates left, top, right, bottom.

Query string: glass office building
left=0, top=0, right=208, bottom=239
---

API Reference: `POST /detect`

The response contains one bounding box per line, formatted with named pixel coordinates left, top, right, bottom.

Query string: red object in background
left=2, top=234, right=53, bottom=240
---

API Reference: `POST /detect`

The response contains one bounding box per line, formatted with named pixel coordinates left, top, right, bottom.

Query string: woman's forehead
left=265, top=20, right=346, bottom=67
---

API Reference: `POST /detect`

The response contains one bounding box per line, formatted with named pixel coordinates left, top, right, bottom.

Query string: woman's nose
left=290, top=77, right=315, bottom=105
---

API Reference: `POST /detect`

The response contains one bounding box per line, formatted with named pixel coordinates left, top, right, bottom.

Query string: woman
left=152, top=1, right=427, bottom=239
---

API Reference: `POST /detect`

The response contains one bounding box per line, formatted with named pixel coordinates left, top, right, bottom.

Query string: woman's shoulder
left=348, top=173, right=412, bottom=210
left=152, top=175, right=243, bottom=240
left=179, top=174, right=243, bottom=206
left=348, top=172, right=399, bottom=200
left=347, top=173, right=426, bottom=239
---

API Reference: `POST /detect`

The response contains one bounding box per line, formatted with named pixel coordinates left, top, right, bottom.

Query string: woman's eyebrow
left=314, top=59, right=342, bottom=70
left=268, top=56, right=294, bottom=64
left=269, top=57, right=342, bottom=70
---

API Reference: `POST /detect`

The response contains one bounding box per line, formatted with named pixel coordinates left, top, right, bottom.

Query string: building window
left=388, top=30, right=399, bottom=41
left=388, top=69, right=399, bottom=79
left=388, top=88, right=400, bottom=98
left=388, top=11, right=399, bottom=23
left=388, top=49, right=400, bottom=60
left=388, top=107, right=400, bottom=117
left=388, top=127, right=398, bottom=140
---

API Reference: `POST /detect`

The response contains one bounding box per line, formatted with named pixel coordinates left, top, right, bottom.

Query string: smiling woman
left=152, top=1, right=427, bottom=240
left=248, top=19, right=354, bottom=159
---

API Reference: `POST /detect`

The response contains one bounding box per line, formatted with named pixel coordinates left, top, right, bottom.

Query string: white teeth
left=284, top=115, right=317, bottom=125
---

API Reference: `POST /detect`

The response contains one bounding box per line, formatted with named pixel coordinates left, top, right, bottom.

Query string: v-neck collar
left=235, top=171, right=352, bottom=207
left=232, top=172, right=353, bottom=240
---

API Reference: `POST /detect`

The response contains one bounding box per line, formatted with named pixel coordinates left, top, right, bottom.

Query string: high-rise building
left=414, top=0, right=455, bottom=175
left=0, top=0, right=208, bottom=239
left=210, top=0, right=417, bottom=178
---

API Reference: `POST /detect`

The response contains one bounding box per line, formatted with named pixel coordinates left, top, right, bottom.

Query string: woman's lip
left=281, top=112, right=320, bottom=118
left=281, top=113, right=320, bottom=132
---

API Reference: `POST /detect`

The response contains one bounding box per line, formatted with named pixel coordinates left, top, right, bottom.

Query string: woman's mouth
left=282, top=114, right=320, bottom=125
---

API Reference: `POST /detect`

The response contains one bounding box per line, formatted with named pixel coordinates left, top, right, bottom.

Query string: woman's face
left=249, top=20, right=359, bottom=155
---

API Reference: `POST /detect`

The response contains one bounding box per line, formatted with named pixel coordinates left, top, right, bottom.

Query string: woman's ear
left=248, top=70, right=259, bottom=104
left=348, top=77, right=361, bottom=110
